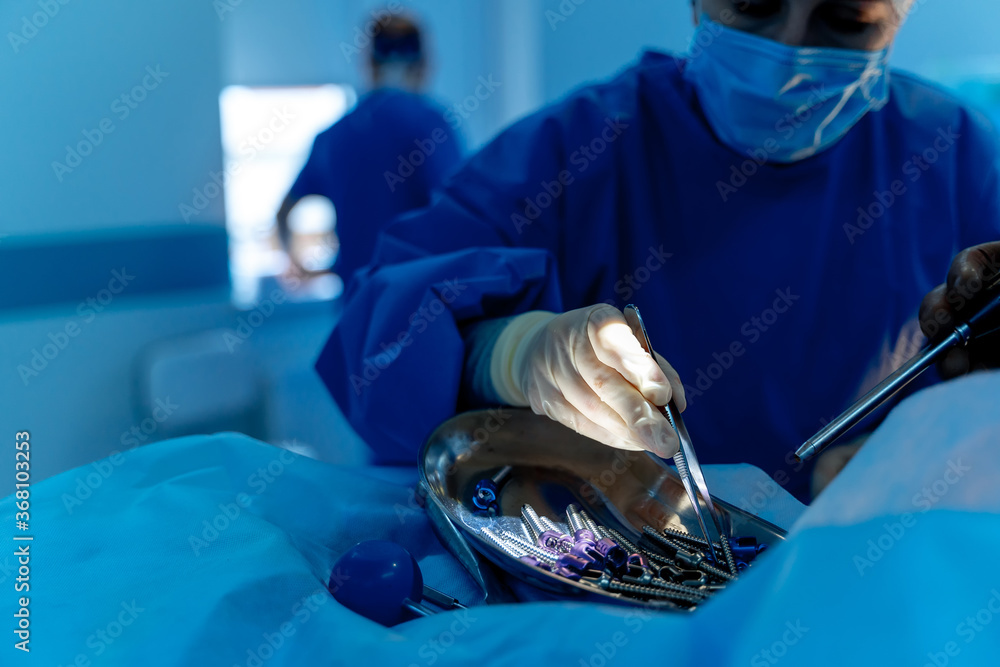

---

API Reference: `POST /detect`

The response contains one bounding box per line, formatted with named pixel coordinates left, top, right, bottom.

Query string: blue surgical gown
left=316, top=52, right=1000, bottom=500
left=288, top=87, right=463, bottom=282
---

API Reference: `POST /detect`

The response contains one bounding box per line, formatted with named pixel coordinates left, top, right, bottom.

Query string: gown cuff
left=489, top=311, right=559, bottom=406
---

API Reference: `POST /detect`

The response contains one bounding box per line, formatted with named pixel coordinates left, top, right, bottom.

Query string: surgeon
left=317, top=0, right=1000, bottom=501
left=276, top=12, right=463, bottom=283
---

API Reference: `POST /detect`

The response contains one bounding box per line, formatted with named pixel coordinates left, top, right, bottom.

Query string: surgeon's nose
left=765, top=10, right=812, bottom=47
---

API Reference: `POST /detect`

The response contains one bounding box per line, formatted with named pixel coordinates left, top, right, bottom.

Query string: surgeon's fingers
left=945, top=242, right=1000, bottom=308
left=918, top=283, right=951, bottom=339
left=920, top=243, right=1000, bottom=339
left=525, top=381, right=645, bottom=452
left=920, top=243, right=1000, bottom=378
left=572, top=415, right=647, bottom=453
left=571, top=349, right=679, bottom=457
left=585, top=305, right=673, bottom=407
left=556, top=367, right=651, bottom=450
left=938, top=348, right=971, bottom=378
left=921, top=288, right=976, bottom=378
left=920, top=285, right=968, bottom=378
left=653, top=351, right=687, bottom=412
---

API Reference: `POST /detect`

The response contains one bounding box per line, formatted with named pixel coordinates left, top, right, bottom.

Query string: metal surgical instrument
left=796, top=274, right=1000, bottom=462
left=623, top=304, right=728, bottom=563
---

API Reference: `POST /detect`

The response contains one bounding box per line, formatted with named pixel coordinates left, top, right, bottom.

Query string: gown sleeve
left=955, top=106, right=1000, bottom=246
left=287, top=133, right=329, bottom=199
left=315, top=92, right=622, bottom=463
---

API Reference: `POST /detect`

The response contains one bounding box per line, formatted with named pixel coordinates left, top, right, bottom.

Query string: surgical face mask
left=683, top=16, right=891, bottom=163
left=375, top=61, right=421, bottom=93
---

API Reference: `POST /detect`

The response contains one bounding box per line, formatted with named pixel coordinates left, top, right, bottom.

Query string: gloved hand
left=918, top=242, right=1000, bottom=378
left=495, top=305, right=685, bottom=457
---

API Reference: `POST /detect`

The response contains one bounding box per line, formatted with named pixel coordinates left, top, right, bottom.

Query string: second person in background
left=276, top=12, right=463, bottom=284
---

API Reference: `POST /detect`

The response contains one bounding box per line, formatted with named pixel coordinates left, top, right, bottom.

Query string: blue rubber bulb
left=329, top=540, right=424, bottom=627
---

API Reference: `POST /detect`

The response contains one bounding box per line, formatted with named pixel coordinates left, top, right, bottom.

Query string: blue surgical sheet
left=5, top=372, right=1000, bottom=666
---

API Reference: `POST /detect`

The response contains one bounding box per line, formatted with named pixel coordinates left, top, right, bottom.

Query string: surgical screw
left=602, top=526, right=672, bottom=567
left=502, top=531, right=600, bottom=578
left=556, top=553, right=594, bottom=573
left=717, top=532, right=738, bottom=575
left=481, top=527, right=527, bottom=560
left=660, top=525, right=712, bottom=549
left=662, top=526, right=738, bottom=574
left=645, top=577, right=709, bottom=600
left=516, top=533, right=595, bottom=574
left=553, top=566, right=582, bottom=581
left=566, top=504, right=588, bottom=533
left=673, top=570, right=708, bottom=588
left=518, top=520, right=536, bottom=542
left=597, top=575, right=702, bottom=605
left=537, top=515, right=565, bottom=535
left=621, top=556, right=648, bottom=582
left=499, top=530, right=558, bottom=566
left=661, top=566, right=708, bottom=588
left=538, top=530, right=573, bottom=553
left=521, top=505, right=547, bottom=541
left=473, top=465, right=513, bottom=511
left=674, top=549, right=736, bottom=582
left=642, top=526, right=683, bottom=556
left=622, top=569, right=653, bottom=585
left=572, top=543, right=599, bottom=564
left=576, top=508, right=603, bottom=535
left=661, top=525, right=737, bottom=574
left=597, top=526, right=635, bottom=551
left=730, top=537, right=768, bottom=562
left=589, top=539, right=626, bottom=573
left=627, top=553, right=650, bottom=569
left=643, top=527, right=735, bottom=582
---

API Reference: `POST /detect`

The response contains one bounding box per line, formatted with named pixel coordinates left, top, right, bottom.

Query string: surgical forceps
left=623, top=304, right=729, bottom=564
left=796, top=274, right=1000, bottom=462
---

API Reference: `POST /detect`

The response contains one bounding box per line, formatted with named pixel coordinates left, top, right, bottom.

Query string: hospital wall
left=1, top=0, right=215, bottom=499
left=0, top=0, right=225, bottom=234
left=0, top=0, right=370, bottom=499
left=6, top=0, right=1000, bottom=498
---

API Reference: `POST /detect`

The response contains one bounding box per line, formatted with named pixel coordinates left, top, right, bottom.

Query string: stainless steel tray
left=418, top=409, right=787, bottom=608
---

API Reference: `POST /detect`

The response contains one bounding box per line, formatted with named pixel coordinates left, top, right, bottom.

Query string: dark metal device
left=796, top=275, right=1000, bottom=462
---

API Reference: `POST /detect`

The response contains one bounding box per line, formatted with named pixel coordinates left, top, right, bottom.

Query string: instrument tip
left=794, top=442, right=815, bottom=462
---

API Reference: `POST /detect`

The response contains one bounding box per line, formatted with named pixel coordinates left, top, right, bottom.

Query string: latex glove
left=918, top=242, right=1000, bottom=377
left=493, top=305, right=685, bottom=457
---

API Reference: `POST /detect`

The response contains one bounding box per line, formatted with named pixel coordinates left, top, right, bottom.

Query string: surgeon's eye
left=818, top=3, right=885, bottom=34
left=821, top=11, right=870, bottom=33
left=732, top=0, right=782, bottom=19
